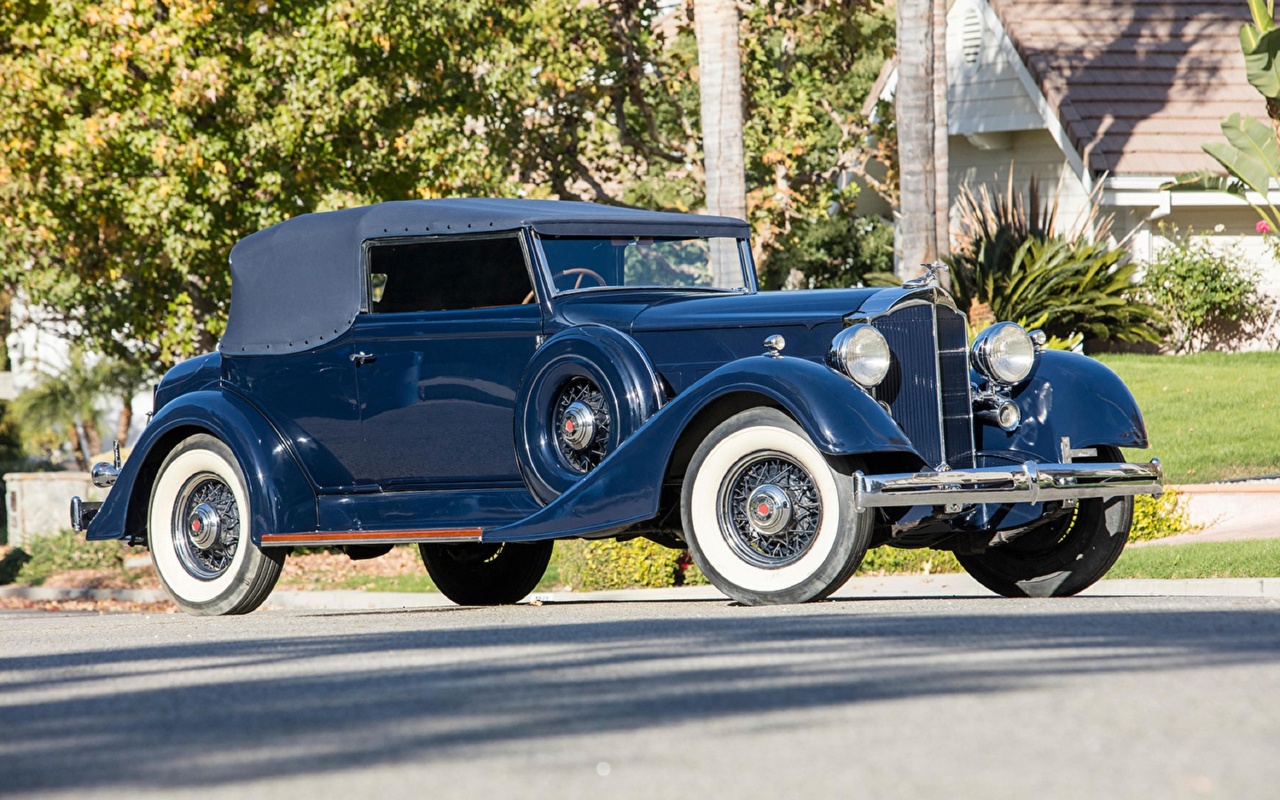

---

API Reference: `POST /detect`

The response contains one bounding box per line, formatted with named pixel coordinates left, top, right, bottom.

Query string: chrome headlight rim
left=972, top=322, right=1036, bottom=386
left=829, top=324, right=891, bottom=389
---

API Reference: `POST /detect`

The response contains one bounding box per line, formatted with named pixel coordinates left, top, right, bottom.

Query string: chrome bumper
left=853, top=459, right=1163, bottom=510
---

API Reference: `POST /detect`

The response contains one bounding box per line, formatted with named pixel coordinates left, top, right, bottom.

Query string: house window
left=366, top=235, right=534, bottom=313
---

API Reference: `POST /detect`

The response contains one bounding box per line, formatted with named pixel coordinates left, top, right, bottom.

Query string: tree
left=1, top=0, right=896, bottom=370
left=11, top=348, right=103, bottom=469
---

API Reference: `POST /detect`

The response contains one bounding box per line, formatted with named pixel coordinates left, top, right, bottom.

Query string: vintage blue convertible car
left=73, top=199, right=1162, bottom=614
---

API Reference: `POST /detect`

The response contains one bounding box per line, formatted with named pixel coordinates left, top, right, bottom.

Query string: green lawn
left=1096, top=352, right=1280, bottom=483
left=1108, top=539, right=1280, bottom=580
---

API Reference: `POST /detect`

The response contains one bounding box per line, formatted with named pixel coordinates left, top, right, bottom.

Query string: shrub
left=856, top=546, right=962, bottom=575
left=759, top=212, right=896, bottom=290
left=1141, top=229, right=1266, bottom=353
left=948, top=177, right=1162, bottom=346
left=555, top=538, right=707, bottom=591
left=11, top=529, right=127, bottom=586
left=1130, top=491, right=1198, bottom=542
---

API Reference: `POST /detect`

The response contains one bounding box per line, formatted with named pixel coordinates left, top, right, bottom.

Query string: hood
left=621, top=288, right=888, bottom=394
left=629, top=288, right=882, bottom=334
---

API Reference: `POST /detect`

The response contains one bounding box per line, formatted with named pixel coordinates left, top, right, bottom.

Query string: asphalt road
left=3, top=594, right=1279, bottom=800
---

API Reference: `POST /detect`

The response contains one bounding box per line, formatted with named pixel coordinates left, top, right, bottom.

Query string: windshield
left=538, top=235, right=749, bottom=294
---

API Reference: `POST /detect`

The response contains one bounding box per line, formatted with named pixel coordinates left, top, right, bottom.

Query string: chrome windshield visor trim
left=853, top=459, right=1163, bottom=511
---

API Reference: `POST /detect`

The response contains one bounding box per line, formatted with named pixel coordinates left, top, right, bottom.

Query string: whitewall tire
left=680, top=408, right=872, bottom=605
left=148, top=434, right=282, bottom=615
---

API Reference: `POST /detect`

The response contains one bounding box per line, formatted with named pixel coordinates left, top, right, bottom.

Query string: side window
left=367, top=235, right=534, bottom=313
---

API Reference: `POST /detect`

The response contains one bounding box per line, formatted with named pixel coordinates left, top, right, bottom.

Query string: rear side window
left=367, top=235, right=533, bottom=313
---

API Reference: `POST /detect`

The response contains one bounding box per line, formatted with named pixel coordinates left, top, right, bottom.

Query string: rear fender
left=488, top=355, right=919, bottom=542
left=86, top=389, right=316, bottom=544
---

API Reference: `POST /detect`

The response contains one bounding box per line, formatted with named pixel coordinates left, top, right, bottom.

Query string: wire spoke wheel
left=149, top=434, right=282, bottom=615
left=718, top=453, right=822, bottom=569
left=171, top=474, right=241, bottom=580
left=553, top=376, right=612, bottom=473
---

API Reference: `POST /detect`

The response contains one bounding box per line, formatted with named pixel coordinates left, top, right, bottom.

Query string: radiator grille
left=870, top=302, right=974, bottom=468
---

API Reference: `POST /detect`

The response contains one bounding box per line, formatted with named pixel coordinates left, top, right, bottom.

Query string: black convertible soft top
left=220, top=199, right=750, bottom=356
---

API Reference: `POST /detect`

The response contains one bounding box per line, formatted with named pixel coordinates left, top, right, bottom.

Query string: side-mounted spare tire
left=515, top=325, right=664, bottom=505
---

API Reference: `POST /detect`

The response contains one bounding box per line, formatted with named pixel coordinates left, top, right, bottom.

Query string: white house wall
left=948, top=130, right=1093, bottom=240
left=946, top=0, right=1043, bottom=135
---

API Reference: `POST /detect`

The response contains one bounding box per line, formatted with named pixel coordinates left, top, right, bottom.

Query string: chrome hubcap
left=553, top=377, right=611, bottom=474
left=560, top=401, right=597, bottom=452
left=172, top=474, right=240, bottom=581
left=186, top=503, right=221, bottom=549
left=746, top=484, right=792, bottom=535
left=719, top=453, right=821, bottom=569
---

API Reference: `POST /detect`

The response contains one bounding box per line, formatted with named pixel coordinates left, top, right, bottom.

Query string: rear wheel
left=148, top=434, right=282, bottom=615
left=418, top=540, right=553, bottom=605
left=680, top=408, right=872, bottom=606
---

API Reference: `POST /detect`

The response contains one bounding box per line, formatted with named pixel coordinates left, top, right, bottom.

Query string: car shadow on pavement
left=3, top=602, right=1279, bottom=793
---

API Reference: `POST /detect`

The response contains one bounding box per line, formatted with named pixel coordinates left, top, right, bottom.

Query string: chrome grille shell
left=847, top=288, right=975, bottom=469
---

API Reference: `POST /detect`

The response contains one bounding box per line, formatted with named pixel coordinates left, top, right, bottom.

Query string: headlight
left=972, top=322, right=1036, bottom=385
left=830, top=324, right=891, bottom=388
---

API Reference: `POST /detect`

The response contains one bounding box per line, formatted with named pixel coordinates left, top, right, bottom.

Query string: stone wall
left=4, top=472, right=103, bottom=549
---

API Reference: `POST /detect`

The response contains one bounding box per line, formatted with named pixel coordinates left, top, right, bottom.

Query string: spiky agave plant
left=944, top=174, right=1160, bottom=345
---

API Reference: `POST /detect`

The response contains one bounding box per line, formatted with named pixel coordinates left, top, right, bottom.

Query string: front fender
left=979, top=350, right=1149, bottom=461
left=488, top=355, right=918, bottom=542
left=86, top=389, right=317, bottom=544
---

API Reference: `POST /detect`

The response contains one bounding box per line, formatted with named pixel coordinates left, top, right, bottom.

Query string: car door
left=351, top=233, right=543, bottom=488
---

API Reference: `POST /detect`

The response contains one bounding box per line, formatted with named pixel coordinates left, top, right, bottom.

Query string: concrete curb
left=3, top=575, right=1278, bottom=608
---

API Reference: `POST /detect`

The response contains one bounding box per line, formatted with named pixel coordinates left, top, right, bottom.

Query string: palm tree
left=11, top=351, right=101, bottom=470
left=92, top=357, right=151, bottom=446
left=694, top=0, right=747, bottom=284
left=896, top=0, right=949, bottom=278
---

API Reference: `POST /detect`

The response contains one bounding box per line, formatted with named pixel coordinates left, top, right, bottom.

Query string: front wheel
left=419, top=541, right=553, bottom=605
left=148, top=434, right=283, bottom=615
left=955, top=494, right=1133, bottom=598
left=680, top=408, right=872, bottom=606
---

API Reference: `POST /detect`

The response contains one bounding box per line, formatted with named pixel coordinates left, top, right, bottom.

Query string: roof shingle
left=990, top=0, right=1265, bottom=175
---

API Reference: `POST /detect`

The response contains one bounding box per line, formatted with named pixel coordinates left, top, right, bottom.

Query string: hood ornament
left=903, top=261, right=949, bottom=289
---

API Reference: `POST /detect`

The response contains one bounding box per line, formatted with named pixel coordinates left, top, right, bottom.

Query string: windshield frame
left=530, top=232, right=758, bottom=298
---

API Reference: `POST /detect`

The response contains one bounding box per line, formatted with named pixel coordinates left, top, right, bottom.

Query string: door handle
left=350, top=351, right=377, bottom=365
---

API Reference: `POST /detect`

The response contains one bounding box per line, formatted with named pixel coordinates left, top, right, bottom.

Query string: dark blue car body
left=79, top=199, right=1162, bottom=611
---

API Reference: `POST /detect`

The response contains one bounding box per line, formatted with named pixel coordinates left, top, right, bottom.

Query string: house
left=911, top=0, right=1280, bottom=310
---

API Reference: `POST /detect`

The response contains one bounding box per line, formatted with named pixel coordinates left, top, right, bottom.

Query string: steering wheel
left=556, top=267, right=607, bottom=291
left=522, top=267, right=609, bottom=304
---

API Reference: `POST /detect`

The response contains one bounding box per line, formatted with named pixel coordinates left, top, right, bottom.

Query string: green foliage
left=759, top=211, right=895, bottom=289
left=0, top=0, right=895, bottom=372
left=958, top=236, right=1161, bottom=345
left=1130, top=492, right=1198, bottom=542
left=1142, top=229, right=1265, bottom=353
left=1100, top=352, right=1280, bottom=483
left=0, top=546, right=32, bottom=583
left=947, top=177, right=1161, bottom=346
left=1109, top=538, right=1280, bottom=580
left=855, top=546, right=962, bottom=575
left=1241, top=0, right=1280, bottom=99
left=10, top=528, right=126, bottom=586
left=555, top=538, right=706, bottom=591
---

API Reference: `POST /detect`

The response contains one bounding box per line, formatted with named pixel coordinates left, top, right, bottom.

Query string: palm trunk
left=81, top=419, right=102, bottom=463
left=933, top=0, right=950, bottom=264
left=896, top=0, right=939, bottom=279
left=116, top=401, right=132, bottom=446
left=67, top=424, right=88, bottom=471
left=694, top=0, right=747, bottom=285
